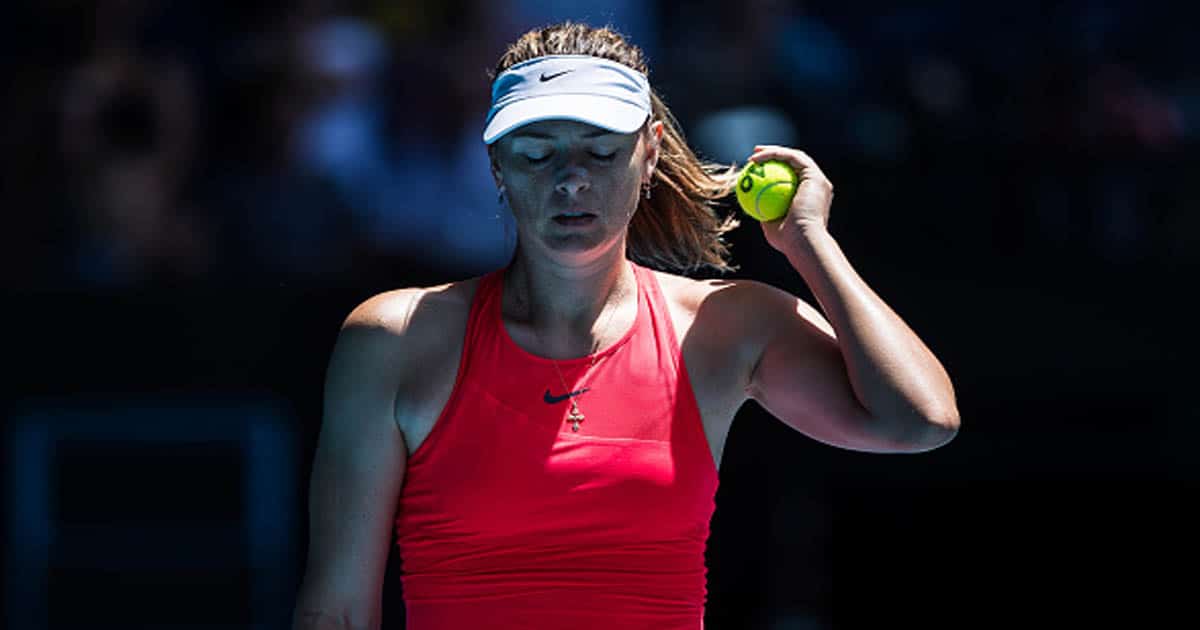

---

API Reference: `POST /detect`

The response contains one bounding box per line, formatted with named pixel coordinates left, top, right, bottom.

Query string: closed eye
left=590, top=152, right=616, bottom=162
left=524, top=154, right=550, bottom=164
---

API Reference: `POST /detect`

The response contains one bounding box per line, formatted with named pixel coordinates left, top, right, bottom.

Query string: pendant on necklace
left=567, top=402, right=585, bottom=432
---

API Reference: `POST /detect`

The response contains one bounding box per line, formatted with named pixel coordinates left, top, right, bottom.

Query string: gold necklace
left=540, top=274, right=629, bottom=433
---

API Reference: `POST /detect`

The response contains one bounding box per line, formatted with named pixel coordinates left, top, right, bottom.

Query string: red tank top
left=394, top=260, right=720, bottom=629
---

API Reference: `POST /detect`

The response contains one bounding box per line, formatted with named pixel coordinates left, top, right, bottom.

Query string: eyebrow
left=510, top=129, right=616, bottom=140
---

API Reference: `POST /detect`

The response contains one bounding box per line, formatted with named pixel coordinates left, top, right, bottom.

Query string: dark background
left=2, top=1, right=1194, bottom=628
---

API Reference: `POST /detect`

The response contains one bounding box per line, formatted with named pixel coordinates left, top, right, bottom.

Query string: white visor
left=483, top=55, right=651, bottom=145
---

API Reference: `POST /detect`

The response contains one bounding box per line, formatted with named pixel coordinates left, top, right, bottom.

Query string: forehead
left=505, top=119, right=636, bottom=143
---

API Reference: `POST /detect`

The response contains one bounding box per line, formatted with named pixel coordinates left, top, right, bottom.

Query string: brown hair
left=491, top=22, right=740, bottom=274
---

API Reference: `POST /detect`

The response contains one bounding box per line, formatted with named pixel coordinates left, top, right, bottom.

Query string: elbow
left=927, top=417, right=960, bottom=450
left=912, top=407, right=960, bottom=451
left=881, top=408, right=959, bottom=453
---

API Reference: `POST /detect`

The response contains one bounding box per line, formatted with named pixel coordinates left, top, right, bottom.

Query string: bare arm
left=293, top=292, right=420, bottom=629
left=738, top=272, right=956, bottom=453
left=741, top=145, right=959, bottom=453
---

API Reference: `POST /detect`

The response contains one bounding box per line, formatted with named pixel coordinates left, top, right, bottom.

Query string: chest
left=399, top=284, right=745, bottom=472
left=398, top=380, right=718, bottom=544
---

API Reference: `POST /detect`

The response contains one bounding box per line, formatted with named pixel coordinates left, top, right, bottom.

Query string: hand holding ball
left=735, top=159, right=797, bottom=222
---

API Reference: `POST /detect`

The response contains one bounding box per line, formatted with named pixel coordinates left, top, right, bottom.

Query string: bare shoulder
left=649, top=269, right=835, bottom=366
left=648, top=270, right=768, bottom=372
left=651, top=270, right=827, bottom=332
left=649, top=270, right=735, bottom=314
left=331, top=277, right=481, bottom=414
left=335, top=277, right=483, bottom=450
left=343, top=278, right=478, bottom=338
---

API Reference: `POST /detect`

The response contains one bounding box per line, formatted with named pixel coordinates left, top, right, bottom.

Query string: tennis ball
left=735, top=159, right=798, bottom=222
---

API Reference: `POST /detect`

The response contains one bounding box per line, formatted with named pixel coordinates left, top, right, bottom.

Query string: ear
left=643, top=120, right=665, bottom=183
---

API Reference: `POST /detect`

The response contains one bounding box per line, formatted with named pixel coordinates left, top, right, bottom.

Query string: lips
left=552, top=210, right=597, bottom=226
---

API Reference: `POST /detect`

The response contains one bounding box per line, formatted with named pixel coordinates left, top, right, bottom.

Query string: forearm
left=785, top=228, right=959, bottom=437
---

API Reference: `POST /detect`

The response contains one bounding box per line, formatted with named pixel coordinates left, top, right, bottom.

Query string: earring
left=642, top=181, right=651, bottom=200
left=497, top=188, right=506, bottom=206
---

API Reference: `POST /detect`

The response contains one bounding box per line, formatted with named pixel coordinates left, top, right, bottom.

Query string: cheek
left=505, top=188, right=536, bottom=218
left=497, top=165, right=537, bottom=207
left=614, top=163, right=643, bottom=198
left=503, top=179, right=551, bottom=221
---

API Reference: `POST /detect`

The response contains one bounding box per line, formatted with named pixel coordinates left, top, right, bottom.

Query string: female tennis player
left=293, top=22, right=959, bottom=630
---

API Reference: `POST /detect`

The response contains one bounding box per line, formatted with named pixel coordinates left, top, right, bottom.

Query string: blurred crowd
left=4, top=0, right=1195, bottom=291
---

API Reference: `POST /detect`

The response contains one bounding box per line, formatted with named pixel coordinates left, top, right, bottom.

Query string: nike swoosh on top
left=544, top=387, right=590, bottom=404
left=539, top=70, right=572, bottom=82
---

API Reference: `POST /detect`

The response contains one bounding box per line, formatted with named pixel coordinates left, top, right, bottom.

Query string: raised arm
left=740, top=145, right=959, bottom=453
left=293, top=292, right=420, bottom=630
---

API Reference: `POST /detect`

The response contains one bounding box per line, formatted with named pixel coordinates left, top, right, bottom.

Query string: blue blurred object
left=508, top=0, right=658, bottom=60
left=5, top=395, right=300, bottom=630
left=691, top=106, right=798, bottom=165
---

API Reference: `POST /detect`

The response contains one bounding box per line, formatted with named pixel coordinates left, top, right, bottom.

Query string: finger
left=752, top=144, right=791, bottom=152
left=748, top=145, right=789, bottom=161
left=748, top=145, right=808, bottom=165
left=749, top=144, right=807, bottom=164
left=749, top=147, right=828, bottom=183
left=749, top=146, right=817, bottom=171
left=748, top=150, right=796, bottom=168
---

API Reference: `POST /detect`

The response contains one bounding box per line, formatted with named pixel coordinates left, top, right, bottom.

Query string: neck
left=504, top=243, right=637, bottom=360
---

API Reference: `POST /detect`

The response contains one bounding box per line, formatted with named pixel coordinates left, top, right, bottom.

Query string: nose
left=555, top=166, right=591, bottom=197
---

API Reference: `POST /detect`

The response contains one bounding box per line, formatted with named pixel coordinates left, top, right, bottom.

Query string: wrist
left=782, top=224, right=835, bottom=261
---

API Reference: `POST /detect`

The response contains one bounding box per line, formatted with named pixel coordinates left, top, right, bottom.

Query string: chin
left=542, top=234, right=604, bottom=254
left=539, top=227, right=620, bottom=258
